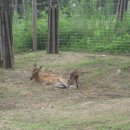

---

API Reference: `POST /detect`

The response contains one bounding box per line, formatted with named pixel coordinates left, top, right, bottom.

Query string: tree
left=0, top=23, right=3, bottom=67
left=32, top=0, right=38, bottom=51
left=0, top=0, right=14, bottom=68
left=48, top=0, right=59, bottom=53
left=116, top=0, right=128, bottom=21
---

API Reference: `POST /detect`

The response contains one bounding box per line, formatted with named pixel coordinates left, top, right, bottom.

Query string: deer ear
left=34, top=63, right=37, bottom=68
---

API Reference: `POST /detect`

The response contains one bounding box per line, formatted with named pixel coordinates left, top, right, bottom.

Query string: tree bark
left=0, top=20, right=3, bottom=67
left=32, top=0, right=38, bottom=51
left=0, top=0, right=14, bottom=68
left=116, top=0, right=128, bottom=21
left=48, top=0, right=59, bottom=53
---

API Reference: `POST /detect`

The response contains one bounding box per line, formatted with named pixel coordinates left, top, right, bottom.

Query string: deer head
left=30, top=63, right=43, bottom=81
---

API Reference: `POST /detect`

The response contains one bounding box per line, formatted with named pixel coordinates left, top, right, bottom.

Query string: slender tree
left=116, top=0, right=128, bottom=21
left=48, top=0, right=59, bottom=53
left=32, top=0, right=38, bottom=51
left=0, top=0, right=14, bottom=68
left=0, top=22, right=3, bottom=67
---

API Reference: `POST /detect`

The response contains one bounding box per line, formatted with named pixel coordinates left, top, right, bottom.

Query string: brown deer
left=68, top=69, right=81, bottom=89
left=30, top=63, right=68, bottom=88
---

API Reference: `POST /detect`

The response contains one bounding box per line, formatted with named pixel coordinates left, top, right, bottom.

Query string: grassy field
left=0, top=51, right=130, bottom=130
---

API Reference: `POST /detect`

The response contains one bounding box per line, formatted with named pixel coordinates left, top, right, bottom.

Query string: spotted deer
left=30, top=63, right=80, bottom=89
left=30, top=63, right=68, bottom=88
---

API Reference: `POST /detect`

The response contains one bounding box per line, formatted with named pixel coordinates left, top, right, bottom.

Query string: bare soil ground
left=0, top=51, right=130, bottom=130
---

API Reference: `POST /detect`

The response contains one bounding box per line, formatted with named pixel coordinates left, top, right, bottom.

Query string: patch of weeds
left=11, top=118, right=97, bottom=130
left=44, top=58, right=105, bottom=70
left=0, top=87, right=8, bottom=99
left=12, top=121, right=45, bottom=130
left=105, top=58, right=118, bottom=66
left=120, top=62, right=130, bottom=70
left=15, top=51, right=46, bottom=68
left=12, top=118, right=71, bottom=130
left=97, top=122, right=130, bottom=130
left=90, top=68, right=105, bottom=78
left=96, top=113, right=130, bottom=130
left=4, top=109, right=130, bottom=130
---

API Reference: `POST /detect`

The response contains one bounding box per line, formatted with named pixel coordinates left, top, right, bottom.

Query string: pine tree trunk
left=0, top=0, right=14, bottom=68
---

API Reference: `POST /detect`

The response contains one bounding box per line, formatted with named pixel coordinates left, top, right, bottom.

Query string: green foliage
left=13, top=1, right=130, bottom=54
left=59, top=0, right=130, bottom=54
left=37, top=12, right=48, bottom=50
left=13, top=12, right=48, bottom=53
left=13, top=20, right=32, bottom=53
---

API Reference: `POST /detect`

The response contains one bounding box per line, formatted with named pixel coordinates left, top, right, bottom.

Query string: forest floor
left=0, top=51, right=130, bottom=130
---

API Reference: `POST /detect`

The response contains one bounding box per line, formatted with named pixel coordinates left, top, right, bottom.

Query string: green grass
left=7, top=112, right=130, bottom=130
left=14, top=51, right=46, bottom=68
left=43, top=59, right=104, bottom=69
left=90, top=68, right=106, bottom=77
left=120, top=62, right=130, bottom=70
left=14, top=51, right=109, bottom=69
left=97, top=122, right=130, bottom=130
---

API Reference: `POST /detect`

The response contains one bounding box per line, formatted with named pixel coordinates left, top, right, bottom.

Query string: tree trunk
left=32, top=0, right=38, bottom=51
left=0, top=0, right=14, bottom=68
left=0, top=21, right=3, bottom=67
left=48, top=0, right=59, bottom=53
left=116, top=0, right=128, bottom=21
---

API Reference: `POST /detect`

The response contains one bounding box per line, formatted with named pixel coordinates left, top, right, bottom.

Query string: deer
left=68, top=69, right=81, bottom=89
left=30, top=63, right=81, bottom=89
left=30, top=63, right=68, bottom=88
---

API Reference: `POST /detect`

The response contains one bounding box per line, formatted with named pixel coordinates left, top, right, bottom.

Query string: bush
left=13, top=12, right=48, bottom=53
left=13, top=20, right=32, bottom=53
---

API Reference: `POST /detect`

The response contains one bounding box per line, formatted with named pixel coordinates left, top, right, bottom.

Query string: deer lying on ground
left=30, top=63, right=80, bottom=89
left=30, top=63, right=67, bottom=88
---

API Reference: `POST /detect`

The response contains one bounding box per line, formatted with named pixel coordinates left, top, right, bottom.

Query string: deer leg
left=75, top=79, right=79, bottom=89
left=76, top=78, right=82, bottom=89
